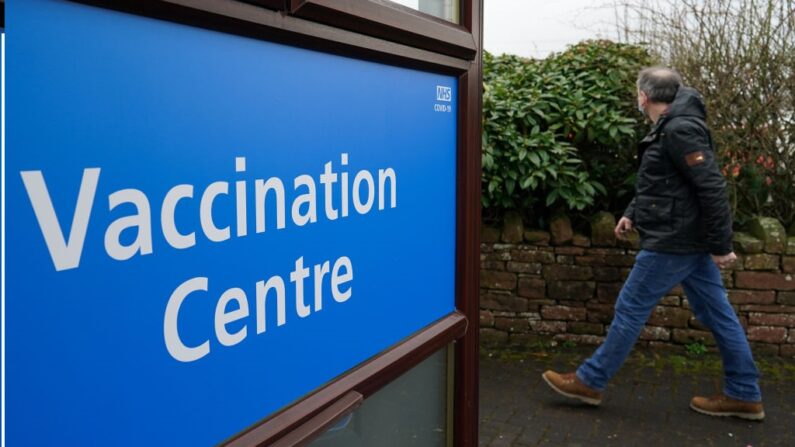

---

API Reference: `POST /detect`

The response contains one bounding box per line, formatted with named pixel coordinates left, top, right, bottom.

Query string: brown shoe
left=541, top=370, right=603, bottom=406
left=690, top=395, right=765, bottom=421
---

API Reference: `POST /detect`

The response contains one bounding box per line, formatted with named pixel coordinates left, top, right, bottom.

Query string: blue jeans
left=577, top=250, right=762, bottom=402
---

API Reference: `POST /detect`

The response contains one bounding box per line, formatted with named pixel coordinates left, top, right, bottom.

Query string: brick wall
left=479, top=214, right=795, bottom=357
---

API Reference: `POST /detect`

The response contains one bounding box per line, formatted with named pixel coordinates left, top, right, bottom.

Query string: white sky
left=483, top=0, right=622, bottom=59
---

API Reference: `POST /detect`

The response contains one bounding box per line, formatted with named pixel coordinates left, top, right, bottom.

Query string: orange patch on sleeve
left=685, top=151, right=706, bottom=166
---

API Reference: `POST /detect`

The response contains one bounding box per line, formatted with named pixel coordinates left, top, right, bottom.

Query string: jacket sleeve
left=663, top=120, right=734, bottom=255
left=623, top=197, right=636, bottom=221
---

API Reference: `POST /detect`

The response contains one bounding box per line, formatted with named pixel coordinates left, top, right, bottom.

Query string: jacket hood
left=664, top=86, right=707, bottom=120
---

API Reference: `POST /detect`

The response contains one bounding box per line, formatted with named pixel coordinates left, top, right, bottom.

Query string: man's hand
left=614, top=217, right=634, bottom=240
left=711, top=252, right=737, bottom=269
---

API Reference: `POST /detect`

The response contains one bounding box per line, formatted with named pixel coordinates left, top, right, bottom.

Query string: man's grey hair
left=637, top=67, right=683, bottom=103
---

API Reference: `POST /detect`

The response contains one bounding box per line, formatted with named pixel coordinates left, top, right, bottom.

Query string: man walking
left=542, top=67, right=764, bottom=420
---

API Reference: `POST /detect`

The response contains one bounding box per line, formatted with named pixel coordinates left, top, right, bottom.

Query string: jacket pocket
left=635, top=195, right=674, bottom=232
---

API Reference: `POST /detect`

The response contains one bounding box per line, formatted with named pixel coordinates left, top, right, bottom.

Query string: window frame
left=67, top=1, right=482, bottom=445
left=289, top=0, right=476, bottom=59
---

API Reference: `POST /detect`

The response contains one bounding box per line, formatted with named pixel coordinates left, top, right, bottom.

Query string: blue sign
left=5, top=0, right=457, bottom=444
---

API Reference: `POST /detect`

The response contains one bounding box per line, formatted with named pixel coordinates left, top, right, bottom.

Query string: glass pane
left=388, top=0, right=460, bottom=24
left=311, top=347, right=451, bottom=447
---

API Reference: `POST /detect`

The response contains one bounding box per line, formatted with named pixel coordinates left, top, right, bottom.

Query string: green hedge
left=482, top=40, right=653, bottom=226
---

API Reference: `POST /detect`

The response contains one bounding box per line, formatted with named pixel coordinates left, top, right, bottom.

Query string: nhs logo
left=436, top=85, right=452, bottom=102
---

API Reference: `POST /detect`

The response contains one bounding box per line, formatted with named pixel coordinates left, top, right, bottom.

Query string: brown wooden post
left=454, top=1, right=483, bottom=444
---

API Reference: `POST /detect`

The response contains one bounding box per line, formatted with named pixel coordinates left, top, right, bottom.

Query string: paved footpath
left=479, top=347, right=795, bottom=447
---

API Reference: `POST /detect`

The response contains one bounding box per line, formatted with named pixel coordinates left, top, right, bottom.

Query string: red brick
left=640, top=326, right=671, bottom=341
left=604, top=254, right=636, bottom=267
left=529, top=320, right=567, bottom=334
left=511, top=249, right=555, bottom=264
left=480, top=292, right=529, bottom=312
left=689, top=316, right=709, bottom=331
left=727, top=253, right=745, bottom=270
left=482, top=251, right=511, bottom=262
left=744, top=254, right=780, bottom=270
left=779, top=292, right=795, bottom=305
left=586, top=248, right=626, bottom=255
left=735, top=272, right=795, bottom=290
left=480, top=270, right=517, bottom=290
left=728, top=290, right=776, bottom=305
left=479, top=310, right=495, bottom=327
left=541, top=305, right=587, bottom=321
left=525, top=300, right=554, bottom=311
left=494, top=317, right=529, bottom=333
left=648, top=307, right=691, bottom=328
left=547, top=281, right=596, bottom=300
left=517, top=277, right=545, bottom=299
left=748, top=312, right=795, bottom=327
left=596, top=283, right=623, bottom=302
left=555, top=299, right=585, bottom=308
left=555, top=246, right=586, bottom=256
left=556, top=255, right=575, bottom=265
left=592, top=266, right=621, bottom=281
left=481, top=259, right=505, bottom=271
left=506, top=262, right=542, bottom=274
left=738, top=304, right=795, bottom=313
left=574, top=255, right=607, bottom=266
left=585, top=302, right=614, bottom=323
left=746, top=326, right=787, bottom=343
left=542, top=265, right=593, bottom=281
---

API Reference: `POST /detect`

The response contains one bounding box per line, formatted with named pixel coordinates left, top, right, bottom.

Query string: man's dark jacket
left=624, top=87, right=733, bottom=255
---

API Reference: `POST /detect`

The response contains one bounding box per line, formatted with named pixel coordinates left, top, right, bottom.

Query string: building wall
left=479, top=216, right=795, bottom=357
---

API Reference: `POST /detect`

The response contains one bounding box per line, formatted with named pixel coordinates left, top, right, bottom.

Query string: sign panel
left=5, top=0, right=457, bottom=444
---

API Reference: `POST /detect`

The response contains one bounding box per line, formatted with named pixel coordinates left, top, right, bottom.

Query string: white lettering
left=200, top=181, right=230, bottom=242
left=161, top=184, right=195, bottom=249
left=214, top=287, right=249, bottom=347
left=104, top=189, right=153, bottom=261
left=235, top=157, right=247, bottom=237
left=255, top=177, right=286, bottom=232
left=320, top=162, right=339, bottom=220
left=332, top=256, right=353, bottom=303
left=378, top=168, right=397, bottom=210
left=292, top=175, right=317, bottom=226
left=313, top=261, right=330, bottom=312
left=20, top=168, right=99, bottom=271
left=353, top=171, right=375, bottom=214
left=164, top=277, right=210, bottom=362
left=256, top=276, right=286, bottom=334
left=291, top=256, right=312, bottom=317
